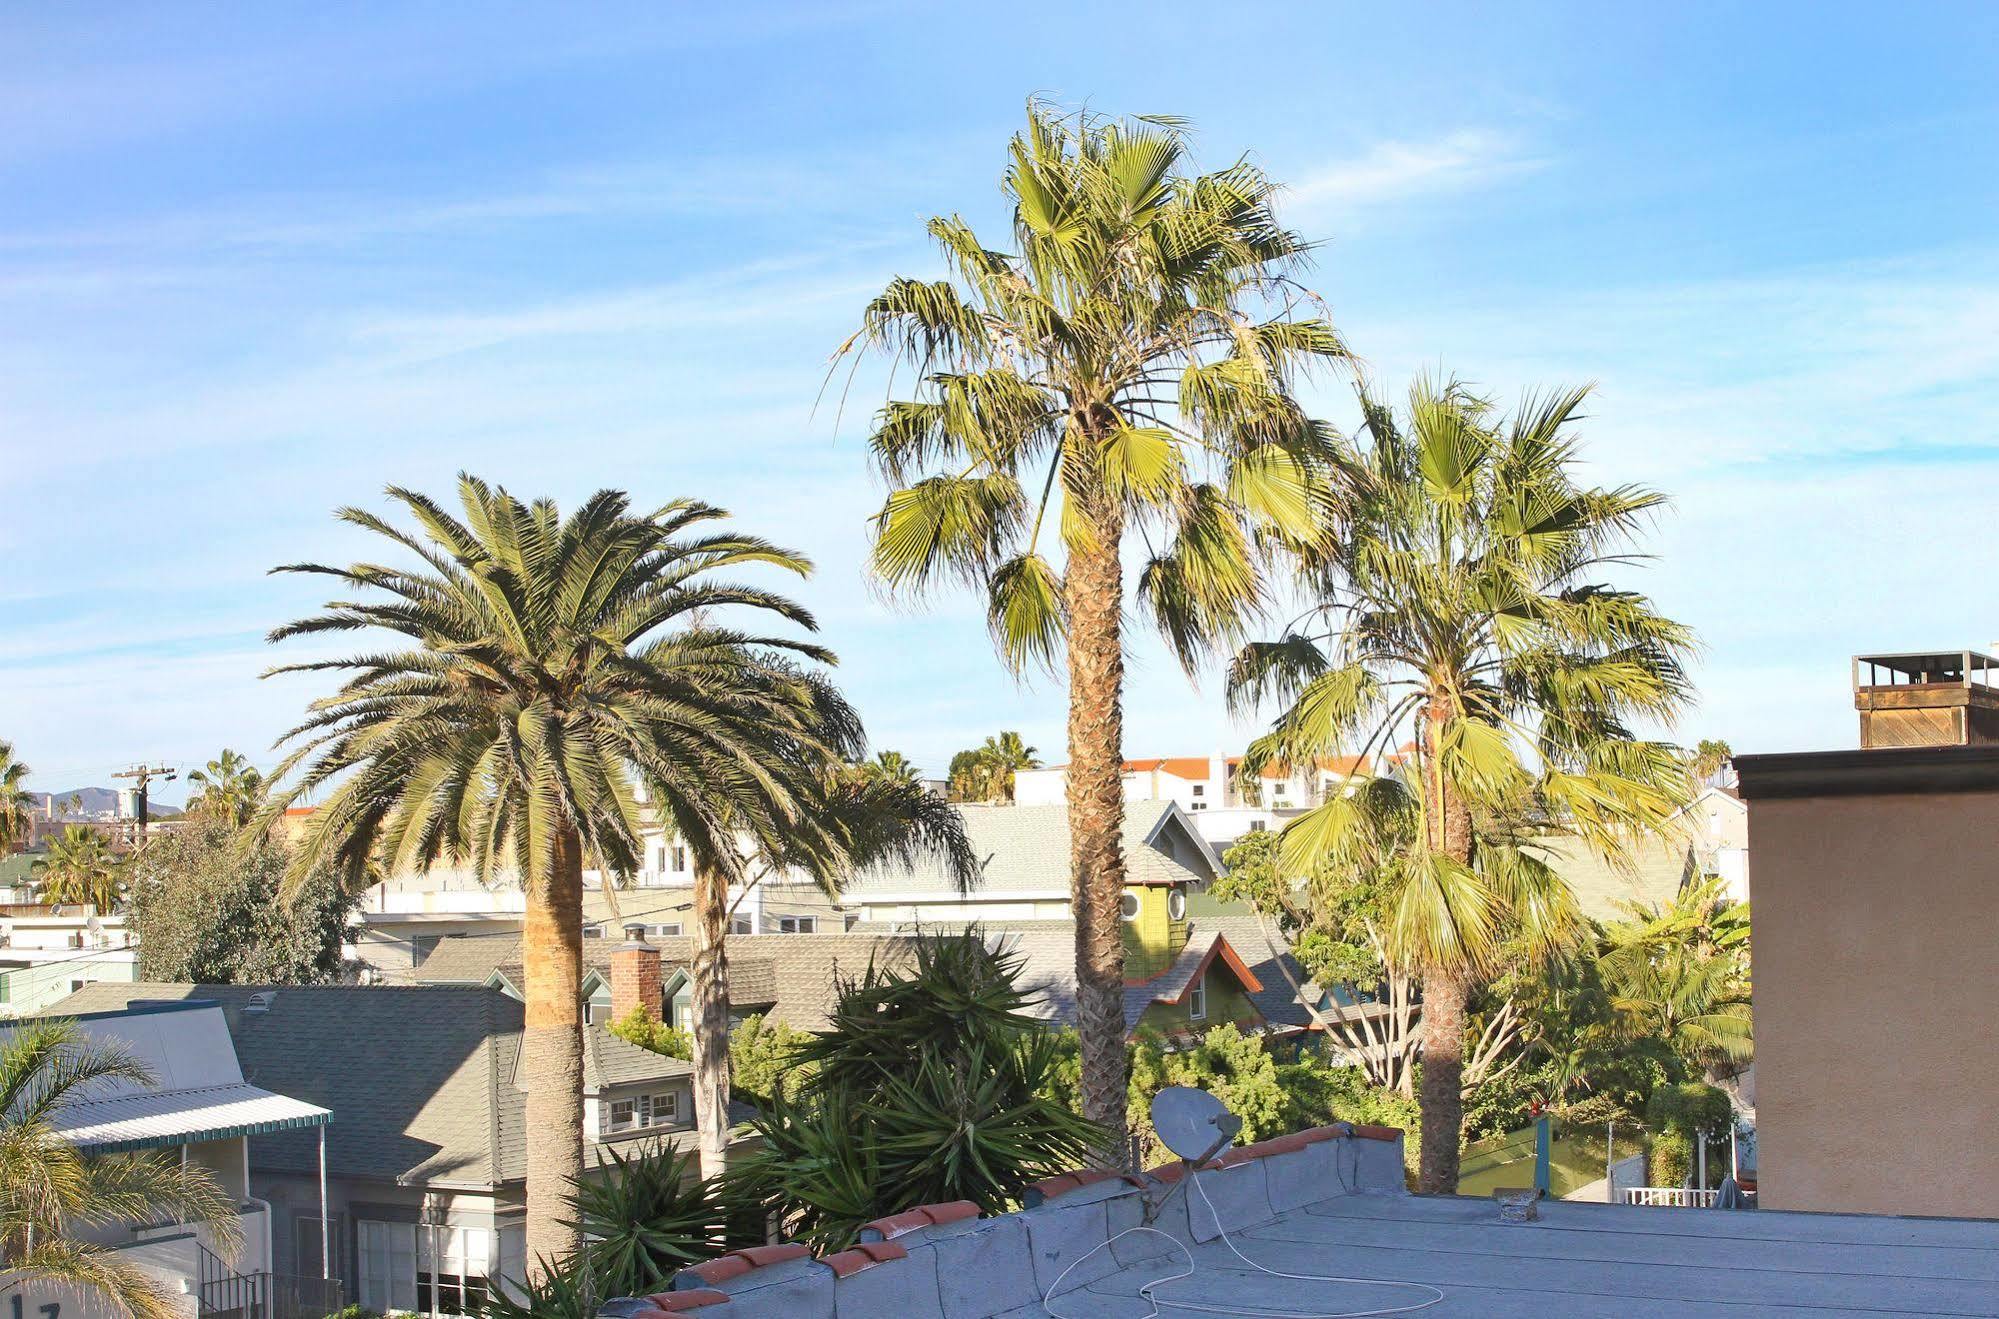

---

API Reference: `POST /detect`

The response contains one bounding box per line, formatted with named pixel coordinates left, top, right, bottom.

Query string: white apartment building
left=1012, top=752, right=1379, bottom=849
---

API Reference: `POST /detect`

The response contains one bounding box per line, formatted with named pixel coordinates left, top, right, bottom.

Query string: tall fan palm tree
left=262, top=476, right=878, bottom=1269
left=837, top=103, right=1349, bottom=1153
left=185, top=750, right=266, bottom=828
left=33, top=827, right=124, bottom=911
left=0, top=742, right=32, bottom=856
left=0, top=1019, right=240, bottom=1319
left=1231, top=378, right=1695, bottom=1193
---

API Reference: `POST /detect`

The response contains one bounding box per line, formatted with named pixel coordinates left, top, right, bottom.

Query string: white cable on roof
left=1041, top=1143, right=1446, bottom=1319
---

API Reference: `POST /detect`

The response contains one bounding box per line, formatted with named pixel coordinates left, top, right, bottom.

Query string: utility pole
left=112, top=763, right=177, bottom=845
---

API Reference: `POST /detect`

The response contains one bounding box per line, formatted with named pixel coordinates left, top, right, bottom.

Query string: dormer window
left=608, top=1091, right=681, bottom=1134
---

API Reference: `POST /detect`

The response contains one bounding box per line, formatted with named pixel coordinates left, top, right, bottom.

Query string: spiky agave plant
left=836, top=101, right=1352, bottom=1158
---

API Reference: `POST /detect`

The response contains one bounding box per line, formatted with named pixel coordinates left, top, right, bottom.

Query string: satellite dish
left=1150, top=1086, right=1243, bottom=1163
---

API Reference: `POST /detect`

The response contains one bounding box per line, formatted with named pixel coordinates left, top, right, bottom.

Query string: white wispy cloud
left=1285, top=129, right=1546, bottom=223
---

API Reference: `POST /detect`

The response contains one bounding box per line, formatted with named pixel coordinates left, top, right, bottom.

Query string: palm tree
left=859, top=750, right=922, bottom=786
left=0, top=741, right=32, bottom=856
left=0, top=1019, right=240, bottom=1319
left=33, top=827, right=124, bottom=911
left=837, top=103, right=1348, bottom=1154
left=1231, top=378, right=1695, bottom=1193
left=1600, top=876, right=1752, bottom=1078
left=1689, top=737, right=1733, bottom=788
left=185, top=750, right=266, bottom=828
left=262, top=476, right=875, bottom=1270
left=975, top=732, right=1039, bottom=804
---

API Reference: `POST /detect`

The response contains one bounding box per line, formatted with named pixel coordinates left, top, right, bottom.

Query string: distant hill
left=43, top=786, right=185, bottom=818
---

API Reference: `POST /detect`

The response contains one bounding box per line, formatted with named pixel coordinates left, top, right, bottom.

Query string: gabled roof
left=844, top=798, right=1217, bottom=894
left=415, top=931, right=920, bottom=1032
left=976, top=920, right=1274, bottom=1038
left=1528, top=834, right=1698, bottom=923
left=48, top=981, right=693, bottom=1190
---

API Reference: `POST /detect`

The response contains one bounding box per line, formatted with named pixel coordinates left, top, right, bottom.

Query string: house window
left=649, top=922, right=682, bottom=938
left=1191, top=784, right=1205, bottom=797
left=1188, top=976, right=1207, bottom=1021
left=358, top=1220, right=418, bottom=1314
left=1167, top=889, right=1186, bottom=921
left=1248, top=820, right=1268, bottom=833
left=294, top=1213, right=343, bottom=1282
left=609, top=1091, right=681, bottom=1133
left=673, top=844, right=687, bottom=872
left=1189, top=801, right=1206, bottom=811
left=1119, top=893, right=1139, bottom=921
left=582, top=924, right=605, bottom=939
left=418, top=1225, right=492, bottom=1316
left=778, top=916, right=816, bottom=934
left=731, top=915, right=753, bottom=935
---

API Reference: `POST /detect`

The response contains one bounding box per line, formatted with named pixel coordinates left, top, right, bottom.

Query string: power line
left=110, top=763, right=178, bottom=843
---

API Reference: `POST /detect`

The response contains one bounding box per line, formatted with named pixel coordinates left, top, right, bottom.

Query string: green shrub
left=608, top=1005, right=693, bottom=1061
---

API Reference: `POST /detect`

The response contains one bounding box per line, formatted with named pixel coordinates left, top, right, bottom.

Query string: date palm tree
left=0, top=741, right=31, bottom=856
left=33, top=827, right=124, bottom=912
left=837, top=102, right=1349, bottom=1154
left=1231, top=378, right=1694, bottom=1193
left=0, top=1018, right=240, bottom=1319
left=262, top=476, right=875, bottom=1270
left=185, top=750, right=266, bottom=828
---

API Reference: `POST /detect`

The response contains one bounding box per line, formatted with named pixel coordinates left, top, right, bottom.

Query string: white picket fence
left=1623, top=1187, right=1719, bottom=1208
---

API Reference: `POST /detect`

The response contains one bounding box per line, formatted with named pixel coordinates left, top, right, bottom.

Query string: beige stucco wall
left=1748, top=789, right=1999, bottom=1217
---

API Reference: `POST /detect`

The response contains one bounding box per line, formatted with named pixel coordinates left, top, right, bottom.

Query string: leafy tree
left=727, top=1013, right=815, bottom=1106
left=0, top=1019, right=242, bottom=1319
left=1644, top=1081, right=1734, bottom=1188
left=0, top=740, right=32, bottom=856
left=33, top=826, right=124, bottom=911
left=727, top=932, right=1098, bottom=1248
left=184, top=749, right=266, bottom=827
left=1231, top=377, right=1695, bottom=1193
left=606, top=1005, right=693, bottom=1060
left=127, top=822, right=357, bottom=983
left=839, top=102, right=1349, bottom=1156
left=262, top=477, right=876, bottom=1269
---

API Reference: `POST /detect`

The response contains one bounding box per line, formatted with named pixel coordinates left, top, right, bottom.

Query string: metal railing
left=1623, top=1186, right=1719, bottom=1208
left=196, top=1243, right=344, bottom=1319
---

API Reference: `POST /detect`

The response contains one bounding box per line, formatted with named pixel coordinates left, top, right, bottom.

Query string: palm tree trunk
left=1416, top=964, right=1470, bottom=1194
left=1415, top=696, right=1476, bottom=1195
left=521, top=824, right=585, bottom=1273
left=1064, top=488, right=1131, bottom=1167
left=690, top=865, right=733, bottom=1180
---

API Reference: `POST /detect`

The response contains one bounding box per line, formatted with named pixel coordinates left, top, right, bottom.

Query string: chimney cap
left=620, top=922, right=651, bottom=947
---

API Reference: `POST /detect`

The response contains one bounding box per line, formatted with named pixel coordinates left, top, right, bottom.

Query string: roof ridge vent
left=244, top=990, right=278, bottom=1015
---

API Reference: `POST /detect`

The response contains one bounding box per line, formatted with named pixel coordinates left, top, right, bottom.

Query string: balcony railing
left=1623, top=1187, right=1719, bottom=1208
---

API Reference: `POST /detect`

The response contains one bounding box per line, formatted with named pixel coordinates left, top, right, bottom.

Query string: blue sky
left=4, top=2, right=1997, bottom=796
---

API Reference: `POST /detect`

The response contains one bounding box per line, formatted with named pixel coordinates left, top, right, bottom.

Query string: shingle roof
left=845, top=799, right=1214, bottom=894
left=412, top=931, right=921, bottom=1032
left=1530, top=834, right=1696, bottom=923
left=49, top=980, right=692, bottom=1189
left=975, top=920, right=1274, bottom=1038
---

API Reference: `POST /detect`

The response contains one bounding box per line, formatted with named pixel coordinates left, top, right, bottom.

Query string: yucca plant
left=1232, top=377, right=1696, bottom=1193
left=563, top=1143, right=718, bottom=1299
left=727, top=932, right=1098, bottom=1248
left=838, top=101, right=1351, bottom=1157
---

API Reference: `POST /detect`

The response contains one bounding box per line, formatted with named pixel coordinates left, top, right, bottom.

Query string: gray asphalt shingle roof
left=845, top=799, right=1216, bottom=894
left=412, top=931, right=922, bottom=1032
left=49, top=980, right=694, bottom=1189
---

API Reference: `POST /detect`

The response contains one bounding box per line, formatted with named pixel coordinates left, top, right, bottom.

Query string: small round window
left=1119, top=892, right=1140, bottom=921
left=1167, top=889, right=1187, bottom=921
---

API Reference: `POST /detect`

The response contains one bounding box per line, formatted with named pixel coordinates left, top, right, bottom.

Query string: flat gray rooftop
left=608, top=1126, right=1999, bottom=1318
left=1060, top=1193, right=1999, bottom=1316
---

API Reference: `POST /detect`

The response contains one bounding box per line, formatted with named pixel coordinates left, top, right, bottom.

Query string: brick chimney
left=609, top=923, right=662, bottom=1023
